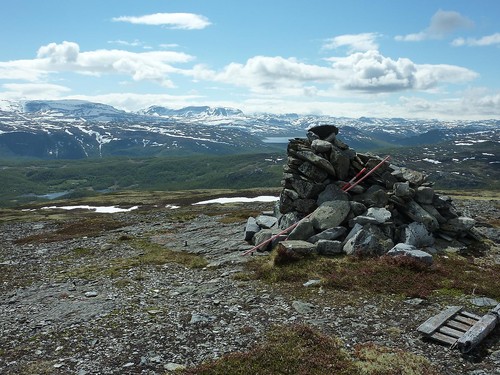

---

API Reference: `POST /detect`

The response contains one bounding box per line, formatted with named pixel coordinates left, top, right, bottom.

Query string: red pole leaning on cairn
left=241, top=155, right=390, bottom=256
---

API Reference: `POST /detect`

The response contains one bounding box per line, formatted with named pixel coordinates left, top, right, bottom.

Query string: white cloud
left=1, top=41, right=195, bottom=87
left=193, top=56, right=335, bottom=93
left=322, top=33, right=380, bottom=53
left=37, top=41, right=80, bottom=63
left=1, top=83, right=71, bottom=99
left=68, top=92, right=203, bottom=112
left=452, top=32, right=500, bottom=47
left=108, top=39, right=144, bottom=48
left=112, top=13, right=211, bottom=30
left=400, top=88, right=500, bottom=118
left=0, top=60, right=47, bottom=81
left=396, top=10, right=473, bottom=41
left=327, top=50, right=477, bottom=92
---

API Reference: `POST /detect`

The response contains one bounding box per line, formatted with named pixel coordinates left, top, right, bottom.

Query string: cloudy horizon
left=1, top=1, right=499, bottom=120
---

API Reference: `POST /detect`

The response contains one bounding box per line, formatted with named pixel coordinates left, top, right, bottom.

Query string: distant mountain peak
left=139, top=105, right=244, bottom=117
left=22, top=99, right=126, bottom=115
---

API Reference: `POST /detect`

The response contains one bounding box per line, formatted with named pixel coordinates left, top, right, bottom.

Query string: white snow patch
left=423, top=158, right=441, bottom=164
left=193, top=196, right=279, bottom=205
left=41, top=205, right=138, bottom=213
left=165, top=204, right=180, bottom=209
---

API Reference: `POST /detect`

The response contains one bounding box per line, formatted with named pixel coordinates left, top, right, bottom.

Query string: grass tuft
left=14, top=216, right=124, bottom=244
left=181, top=324, right=357, bottom=375
left=353, top=343, right=440, bottom=375
left=181, top=324, right=440, bottom=375
left=243, top=252, right=500, bottom=299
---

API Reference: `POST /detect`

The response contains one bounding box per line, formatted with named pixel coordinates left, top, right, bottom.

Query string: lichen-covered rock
left=401, top=200, right=439, bottom=232
left=365, top=207, right=392, bottom=223
left=317, top=183, right=349, bottom=206
left=252, top=229, right=284, bottom=251
left=244, top=217, right=260, bottom=241
left=299, top=161, right=329, bottom=182
left=356, top=185, right=388, bottom=208
left=311, top=139, right=332, bottom=154
left=415, top=186, right=435, bottom=205
left=403, top=222, right=435, bottom=247
left=277, top=240, right=316, bottom=256
left=394, top=182, right=414, bottom=199
left=387, top=243, right=433, bottom=265
left=316, top=240, right=343, bottom=255
left=310, top=200, right=351, bottom=231
left=278, top=211, right=302, bottom=230
left=255, top=215, right=278, bottom=229
left=288, top=219, right=316, bottom=241
left=289, top=150, right=336, bottom=176
left=343, top=224, right=394, bottom=256
left=440, top=217, right=476, bottom=233
left=308, top=227, right=347, bottom=243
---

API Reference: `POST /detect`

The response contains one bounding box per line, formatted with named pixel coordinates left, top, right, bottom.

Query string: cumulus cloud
left=112, top=13, right=211, bottom=30
left=326, top=50, right=477, bottom=92
left=396, top=10, right=473, bottom=41
left=452, top=32, right=500, bottom=47
left=186, top=51, right=477, bottom=97
left=1, top=41, right=195, bottom=87
left=37, top=41, right=80, bottom=63
left=322, top=33, right=380, bottom=53
left=196, top=56, right=336, bottom=93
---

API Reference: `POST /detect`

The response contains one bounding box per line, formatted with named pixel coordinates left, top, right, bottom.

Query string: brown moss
left=181, top=324, right=357, bottom=375
left=14, top=216, right=125, bottom=244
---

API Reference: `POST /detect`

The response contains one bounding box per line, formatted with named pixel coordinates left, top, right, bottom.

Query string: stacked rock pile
left=245, top=125, right=481, bottom=264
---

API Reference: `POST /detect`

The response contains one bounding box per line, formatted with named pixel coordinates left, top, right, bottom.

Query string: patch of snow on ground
left=193, top=196, right=279, bottom=205
left=42, top=205, right=139, bottom=213
left=165, top=204, right=180, bottom=209
left=423, top=158, right=441, bottom=164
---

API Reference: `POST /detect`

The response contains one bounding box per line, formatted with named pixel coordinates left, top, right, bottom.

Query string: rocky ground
left=0, top=195, right=499, bottom=375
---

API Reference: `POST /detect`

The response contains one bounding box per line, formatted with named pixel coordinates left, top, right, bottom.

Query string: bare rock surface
left=0, top=198, right=499, bottom=375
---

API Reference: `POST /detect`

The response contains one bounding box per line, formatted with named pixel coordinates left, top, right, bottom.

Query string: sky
left=1, top=0, right=499, bottom=120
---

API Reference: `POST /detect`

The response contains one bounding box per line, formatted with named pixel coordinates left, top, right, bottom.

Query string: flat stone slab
left=387, top=243, right=433, bottom=265
left=277, top=240, right=316, bottom=256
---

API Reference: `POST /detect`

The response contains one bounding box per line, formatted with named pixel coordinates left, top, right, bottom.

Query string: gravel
left=0, top=199, right=499, bottom=374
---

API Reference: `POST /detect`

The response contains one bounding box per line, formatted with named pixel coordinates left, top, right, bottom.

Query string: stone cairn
left=245, top=125, right=481, bottom=264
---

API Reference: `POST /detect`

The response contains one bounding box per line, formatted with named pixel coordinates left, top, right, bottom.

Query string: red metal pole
left=343, top=155, right=390, bottom=192
left=342, top=167, right=366, bottom=191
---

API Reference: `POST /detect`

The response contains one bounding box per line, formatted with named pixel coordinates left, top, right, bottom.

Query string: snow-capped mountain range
left=0, top=99, right=498, bottom=159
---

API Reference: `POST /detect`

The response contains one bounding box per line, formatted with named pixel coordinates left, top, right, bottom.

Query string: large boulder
left=255, top=215, right=278, bottom=229
left=343, top=224, right=394, bottom=256
left=308, top=227, right=347, bottom=243
left=387, top=243, right=433, bottom=265
left=244, top=217, right=260, bottom=241
left=310, top=200, right=351, bottom=231
left=316, top=240, right=343, bottom=255
left=288, top=219, right=316, bottom=241
left=277, top=240, right=316, bottom=256
left=403, top=222, right=435, bottom=247
left=401, top=200, right=439, bottom=232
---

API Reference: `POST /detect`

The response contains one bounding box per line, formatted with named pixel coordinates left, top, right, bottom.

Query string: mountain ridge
left=0, top=99, right=498, bottom=159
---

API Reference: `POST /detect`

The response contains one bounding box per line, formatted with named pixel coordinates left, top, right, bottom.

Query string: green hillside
left=0, top=153, right=285, bottom=207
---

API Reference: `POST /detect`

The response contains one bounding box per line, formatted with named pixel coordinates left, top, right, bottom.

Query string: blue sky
left=1, top=0, right=499, bottom=119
